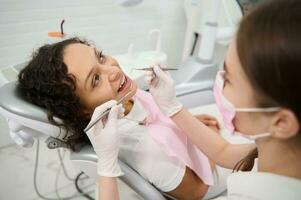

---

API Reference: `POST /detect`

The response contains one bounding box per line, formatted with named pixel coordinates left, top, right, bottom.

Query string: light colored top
left=117, top=96, right=186, bottom=192
left=226, top=171, right=301, bottom=200
left=213, top=158, right=301, bottom=200
left=134, top=89, right=213, bottom=185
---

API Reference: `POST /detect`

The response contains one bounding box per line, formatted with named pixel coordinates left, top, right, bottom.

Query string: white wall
left=0, top=0, right=186, bottom=69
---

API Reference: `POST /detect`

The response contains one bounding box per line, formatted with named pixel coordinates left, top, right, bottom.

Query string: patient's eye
left=98, top=51, right=106, bottom=64
left=92, top=74, right=101, bottom=87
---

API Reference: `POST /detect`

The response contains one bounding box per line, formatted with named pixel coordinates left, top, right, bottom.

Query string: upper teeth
left=119, top=76, right=125, bottom=88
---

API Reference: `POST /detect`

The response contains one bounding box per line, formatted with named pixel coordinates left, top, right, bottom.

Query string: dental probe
left=84, top=89, right=133, bottom=132
left=132, top=67, right=178, bottom=71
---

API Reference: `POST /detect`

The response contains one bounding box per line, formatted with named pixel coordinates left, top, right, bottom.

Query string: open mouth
left=117, top=75, right=131, bottom=93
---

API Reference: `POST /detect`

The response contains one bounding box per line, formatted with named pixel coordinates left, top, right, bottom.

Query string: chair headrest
left=0, top=81, right=50, bottom=123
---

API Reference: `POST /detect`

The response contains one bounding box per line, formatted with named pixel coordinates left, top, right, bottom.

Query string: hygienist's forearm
left=172, top=109, right=255, bottom=169
left=99, top=176, right=119, bottom=200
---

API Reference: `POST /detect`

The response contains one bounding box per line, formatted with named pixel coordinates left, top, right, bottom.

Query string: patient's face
left=63, top=43, right=137, bottom=115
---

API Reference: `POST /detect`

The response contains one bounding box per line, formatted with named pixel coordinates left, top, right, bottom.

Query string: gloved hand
left=85, top=100, right=125, bottom=177
left=144, top=65, right=183, bottom=116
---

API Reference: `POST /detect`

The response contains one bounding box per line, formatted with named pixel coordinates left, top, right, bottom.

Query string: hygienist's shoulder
left=217, top=171, right=301, bottom=200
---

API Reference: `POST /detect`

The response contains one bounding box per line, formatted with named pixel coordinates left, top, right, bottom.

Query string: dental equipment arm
left=145, top=66, right=255, bottom=169
left=197, top=0, right=221, bottom=62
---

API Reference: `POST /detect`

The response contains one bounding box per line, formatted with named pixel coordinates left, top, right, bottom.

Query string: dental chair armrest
left=118, top=161, right=168, bottom=200
left=70, top=145, right=168, bottom=200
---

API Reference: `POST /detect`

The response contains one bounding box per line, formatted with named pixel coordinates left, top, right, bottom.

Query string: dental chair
left=0, top=81, right=175, bottom=200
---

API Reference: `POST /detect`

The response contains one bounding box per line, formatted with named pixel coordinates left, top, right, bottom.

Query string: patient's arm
left=99, top=176, right=119, bottom=200
left=173, top=109, right=255, bottom=169
left=167, top=167, right=209, bottom=200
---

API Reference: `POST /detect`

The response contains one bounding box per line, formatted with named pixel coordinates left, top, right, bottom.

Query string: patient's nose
left=108, top=68, right=122, bottom=82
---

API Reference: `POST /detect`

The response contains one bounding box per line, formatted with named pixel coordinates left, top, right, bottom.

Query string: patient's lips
left=117, top=75, right=131, bottom=93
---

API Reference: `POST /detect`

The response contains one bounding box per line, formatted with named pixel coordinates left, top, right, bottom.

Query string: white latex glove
left=85, top=100, right=125, bottom=177
left=144, top=65, right=183, bottom=116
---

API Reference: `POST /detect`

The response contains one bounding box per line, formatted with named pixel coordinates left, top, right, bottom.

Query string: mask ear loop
left=235, top=107, right=281, bottom=112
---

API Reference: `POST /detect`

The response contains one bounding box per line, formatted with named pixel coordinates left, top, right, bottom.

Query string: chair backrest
left=0, top=81, right=59, bottom=123
left=0, top=81, right=66, bottom=147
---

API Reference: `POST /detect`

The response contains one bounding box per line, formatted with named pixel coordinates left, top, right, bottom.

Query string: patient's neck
left=124, top=99, right=134, bottom=115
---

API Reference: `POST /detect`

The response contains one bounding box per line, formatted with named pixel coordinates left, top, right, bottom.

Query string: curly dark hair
left=18, top=37, right=92, bottom=151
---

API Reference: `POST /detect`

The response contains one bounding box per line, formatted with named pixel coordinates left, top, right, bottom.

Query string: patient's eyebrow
left=84, top=49, right=99, bottom=90
left=85, top=48, right=99, bottom=89
left=85, top=67, right=94, bottom=90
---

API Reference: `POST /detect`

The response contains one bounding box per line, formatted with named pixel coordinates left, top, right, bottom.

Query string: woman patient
left=18, top=37, right=222, bottom=200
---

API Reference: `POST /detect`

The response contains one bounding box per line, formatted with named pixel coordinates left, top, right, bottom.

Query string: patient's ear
left=271, top=109, right=299, bottom=139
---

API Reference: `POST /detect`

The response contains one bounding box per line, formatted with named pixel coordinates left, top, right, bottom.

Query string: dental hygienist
left=144, top=0, right=301, bottom=199
left=86, top=0, right=301, bottom=199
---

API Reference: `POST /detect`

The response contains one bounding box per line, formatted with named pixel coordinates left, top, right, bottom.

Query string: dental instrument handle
left=84, top=91, right=132, bottom=132
left=133, top=67, right=178, bottom=71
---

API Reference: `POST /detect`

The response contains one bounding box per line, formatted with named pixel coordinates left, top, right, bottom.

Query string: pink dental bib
left=135, top=89, right=213, bottom=185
